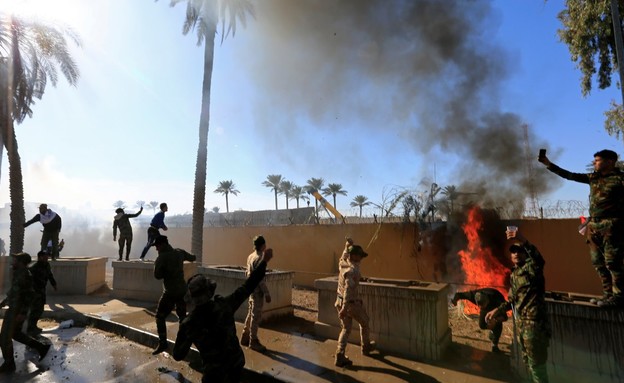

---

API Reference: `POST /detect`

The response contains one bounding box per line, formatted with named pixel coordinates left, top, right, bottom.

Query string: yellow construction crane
left=308, top=189, right=346, bottom=223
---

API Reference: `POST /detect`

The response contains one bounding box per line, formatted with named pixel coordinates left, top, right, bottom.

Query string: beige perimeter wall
left=163, top=218, right=601, bottom=296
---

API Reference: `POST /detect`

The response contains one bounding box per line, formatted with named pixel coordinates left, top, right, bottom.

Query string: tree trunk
left=225, top=193, right=229, bottom=213
left=2, top=118, right=25, bottom=254
left=191, top=9, right=217, bottom=264
left=274, top=190, right=278, bottom=210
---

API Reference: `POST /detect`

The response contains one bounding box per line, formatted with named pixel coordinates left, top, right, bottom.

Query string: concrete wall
left=197, top=265, right=294, bottom=321
left=111, top=261, right=197, bottom=302
left=314, top=276, right=451, bottom=360
left=162, top=219, right=602, bottom=295
left=48, top=257, right=107, bottom=295
left=512, top=297, right=624, bottom=383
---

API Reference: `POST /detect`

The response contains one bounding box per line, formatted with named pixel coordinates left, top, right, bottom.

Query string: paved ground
left=0, top=288, right=518, bottom=383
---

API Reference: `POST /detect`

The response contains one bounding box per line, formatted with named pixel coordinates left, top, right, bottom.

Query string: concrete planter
left=511, top=293, right=624, bottom=383
left=112, top=260, right=197, bottom=302
left=48, top=257, right=107, bottom=295
left=314, top=276, right=451, bottom=360
left=197, top=265, right=294, bottom=321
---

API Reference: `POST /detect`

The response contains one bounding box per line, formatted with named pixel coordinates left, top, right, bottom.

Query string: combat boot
left=249, top=339, right=267, bottom=352
left=361, top=341, right=376, bottom=355
left=240, top=332, right=250, bottom=347
left=335, top=352, right=352, bottom=367
left=152, top=341, right=168, bottom=355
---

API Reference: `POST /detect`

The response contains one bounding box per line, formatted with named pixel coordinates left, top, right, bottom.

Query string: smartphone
left=539, top=149, right=546, bottom=158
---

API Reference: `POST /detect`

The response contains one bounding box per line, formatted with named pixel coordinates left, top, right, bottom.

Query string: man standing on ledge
left=140, top=202, right=168, bottom=261
left=24, top=204, right=62, bottom=260
left=113, top=205, right=143, bottom=261
left=539, top=149, right=624, bottom=308
left=152, top=235, right=196, bottom=355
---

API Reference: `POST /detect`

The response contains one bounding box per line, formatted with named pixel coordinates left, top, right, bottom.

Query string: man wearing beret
left=486, top=228, right=550, bottom=383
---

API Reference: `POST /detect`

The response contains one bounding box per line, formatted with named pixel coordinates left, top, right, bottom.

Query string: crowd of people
left=0, top=148, right=621, bottom=382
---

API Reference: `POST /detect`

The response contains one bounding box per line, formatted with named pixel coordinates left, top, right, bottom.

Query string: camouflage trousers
left=517, top=318, right=551, bottom=383
left=27, top=291, right=47, bottom=331
left=588, top=218, right=624, bottom=298
left=335, top=299, right=370, bottom=354
left=242, top=290, right=265, bottom=341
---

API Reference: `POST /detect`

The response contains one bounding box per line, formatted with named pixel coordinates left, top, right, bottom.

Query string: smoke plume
left=234, top=0, right=557, bottom=209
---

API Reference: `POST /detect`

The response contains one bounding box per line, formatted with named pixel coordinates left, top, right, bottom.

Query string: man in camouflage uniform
left=0, top=253, right=51, bottom=373
left=240, top=235, right=271, bottom=352
left=487, top=229, right=550, bottom=383
left=113, top=206, right=143, bottom=261
left=27, top=251, right=58, bottom=335
left=151, top=236, right=196, bottom=355
left=172, top=248, right=274, bottom=383
left=334, top=239, right=375, bottom=367
left=451, top=287, right=508, bottom=352
left=539, top=149, right=624, bottom=307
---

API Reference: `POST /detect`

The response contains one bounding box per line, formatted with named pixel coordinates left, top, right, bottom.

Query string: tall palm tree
left=322, top=183, right=348, bottom=211
left=279, top=180, right=293, bottom=209
left=290, top=185, right=309, bottom=208
left=442, top=185, right=459, bottom=215
left=350, top=195, right=371, bottom=218
left=113, top=200, right=127, bottom=209
left=262, top=174, right=283, bottom=210
left=213, top=179, right=239, bottom=213
left=148, top=200, right=160, bottom=214
left=168, top=0, right=254, bottom=263
left=305, top=177, right=324, bottom=219
left=0, top=14, right=79, bottom=254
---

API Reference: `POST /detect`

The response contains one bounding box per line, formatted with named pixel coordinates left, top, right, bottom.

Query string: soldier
left=539, top=149, right=624, bottom=307
left=172, top=248, right=274, bottom=383
left=27, top=251, right=58, bottom=335
left=0, top=253, right=51, bottom=373
left=334, top=239, right=375, bottom=367
left=486, top=228, right=550, bottom=383
left=451, top=287, right=508, bottom=352
left=151, top=235, right=196, bottom=355
left=240, top=235, right=272, bottom=352
left=24, top=203, right=62, bottom=260
left=113, top=206, right=143, bottom=261
left=140, top=202, right=168, bottom=261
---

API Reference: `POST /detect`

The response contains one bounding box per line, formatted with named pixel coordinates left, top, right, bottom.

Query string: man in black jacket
left=24, top=204, right=62, bottom=260
left=173, top=248, right=274, bottom=383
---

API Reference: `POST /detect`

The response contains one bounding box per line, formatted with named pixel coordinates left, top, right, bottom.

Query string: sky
left=0, top=0, right=622, bottom=220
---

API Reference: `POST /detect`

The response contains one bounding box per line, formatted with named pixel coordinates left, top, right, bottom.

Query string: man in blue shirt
left=140, top=203, right=168, bottom=261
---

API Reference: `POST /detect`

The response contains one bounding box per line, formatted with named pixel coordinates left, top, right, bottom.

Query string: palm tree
left=305, top=177, right=324, bottom=219
left=148, top=201, right=160, bottom=214
left=279, top=180, right=293, bottom=209
left=211, top=206, right=220, bottom=213
left=441, top=185, right=459, bottom=215
left=350, top=195, right=371, bottom=218
left=262, top=174, right=283, bottom=210
left=322, top=183, right=348, bottom=211
left=0, top=14, right=79, bottom=254
left=113, top=200, right=127, bottom=209
left=290, top=185, right=309, bottom=208
left=167, top=0, right=255, bottom=263
left=213, top=180, right=239, bottom=213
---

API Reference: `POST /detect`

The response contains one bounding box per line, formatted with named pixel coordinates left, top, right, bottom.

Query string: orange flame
left=457, top=206, right=509, bottom=314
